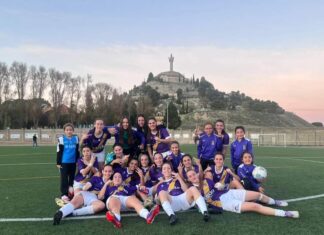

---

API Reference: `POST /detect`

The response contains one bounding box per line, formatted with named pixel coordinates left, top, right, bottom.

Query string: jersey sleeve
left=223, top=133, right=230, bottom=145
left=160, top=128, right=170, bottom=139
left=56, top=137, right=64, bottom=165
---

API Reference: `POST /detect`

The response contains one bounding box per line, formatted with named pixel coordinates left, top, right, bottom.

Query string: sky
left=0, top=0, right=323, bottom=123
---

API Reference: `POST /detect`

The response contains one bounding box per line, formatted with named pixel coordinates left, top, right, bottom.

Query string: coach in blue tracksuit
left=197, top=123, right=218, bottom=170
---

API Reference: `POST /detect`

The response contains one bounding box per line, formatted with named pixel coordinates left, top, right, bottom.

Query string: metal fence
left=0, top=127, right=324, bottom=146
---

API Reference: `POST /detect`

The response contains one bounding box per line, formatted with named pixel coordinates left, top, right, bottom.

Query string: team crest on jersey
left=243, top=145, right=246, bottom=151
left=211, top=140, right=215, bottom=145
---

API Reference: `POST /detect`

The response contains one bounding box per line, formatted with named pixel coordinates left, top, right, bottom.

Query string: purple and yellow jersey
left=167, top=152, right=184, bottom=172
left=209, top=166, right=232, bottom=190
left=197, top=133, right=218, bottom=160
left=147, top=166, right=163, bottom=187
left=104, top=183, right=137, bottom=200
left=200, top=178, right=228, bottom=211
left=230, top=138, right=253, bottom=169
left=120, top=168, right=140, bottom=187
left=215, top=133, right=230, bottom=152
left=74, top=158, right=99, bottom=182
left=147, top=128, right=171, bottom=153
left=156, top=178, right=184, bottom=196
left=182, top=165, right=200, bottom=181
left=237, top=163, right=260, bottom=191
left=83, top=128, right=111, bottom=153
left=88, top=176, right=106, bottom=194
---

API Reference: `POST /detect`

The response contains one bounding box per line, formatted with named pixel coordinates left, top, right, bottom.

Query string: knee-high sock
left=162, top=201, right=174, bottom=216
left=195, top=196, right=208, bottom=214
left=60, top=203, right=75, bottom=217
left=72, top=206, right=94, bottom=216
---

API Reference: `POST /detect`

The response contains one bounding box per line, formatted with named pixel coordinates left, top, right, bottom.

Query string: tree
left=36, top=65, right=48, bottom=99
left=312, top=122, right=323, bottom=127
left=147, top=72, right=154, bottom=82
left=48, top=68, right=68, bottom=128
left=0, top=62, right=9, bottom=104
left=164, top=101, right=181, bottom=129
left=176, top=88, right=183, bottom=104
left=10, top=61, right=28, bottom=99
left=67, top=76, right=83, bottom=123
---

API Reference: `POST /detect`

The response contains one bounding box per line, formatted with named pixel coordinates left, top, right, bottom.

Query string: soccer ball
left=252, top=166, right=267, bottom=182
left=214, top=182, right=225, bottom=190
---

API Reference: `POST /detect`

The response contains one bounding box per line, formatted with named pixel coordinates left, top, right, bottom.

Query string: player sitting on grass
left=204, top=153, right=243, bottom=190
left=238, top=151, right=264, bottom=193
left=157, top=162, right=209, bottom=225
left=53, top=164, right=114, bottom=225
left=165, top=141, right=184, bottom=173
left=105, top=144, right=129, bottom=173
left=186, top=169, right=299, bottom=218
left=73, top=146, right=99, bottom=195
left=102, top=171, right=160, bottom=229
left=178, top=154, right=203, bottom=183
left=230, top=126, right=253, bottom=173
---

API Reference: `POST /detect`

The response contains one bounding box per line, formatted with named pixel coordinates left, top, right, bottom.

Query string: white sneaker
left=285, top=211, right=299, bottom=218
left=275, top=200, right=288, bottom=207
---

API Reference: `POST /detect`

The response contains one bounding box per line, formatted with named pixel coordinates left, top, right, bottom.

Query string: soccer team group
left=53, top=115, right=300, bottom=228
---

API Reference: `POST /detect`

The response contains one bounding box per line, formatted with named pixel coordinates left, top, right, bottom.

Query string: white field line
left=0, top=163, right=53, bottom=166
left=1, top=193, right=324, bottom=222
left=0, top=153, right=53, bottom=157
left=0, top=176, right=59, bottom=181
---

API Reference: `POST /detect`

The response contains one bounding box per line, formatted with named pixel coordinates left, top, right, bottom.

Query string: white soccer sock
left=267, top=198, right=275, bottom=205
left=60, top=203, right=75, bottom=217
left=139, top=208, right=149, bottom=219
left=274, top=209, right=286, bottom=217
left=162, top=201, right=174, bottom=216
left=195, top=196, right=208, bottom=214
left=115, top=213, right=121, bottom=221
left=72, top=206, right=94, bottom=216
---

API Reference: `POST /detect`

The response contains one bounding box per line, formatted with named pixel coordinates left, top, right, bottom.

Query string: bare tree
left=29, top=65, right=38, bottom=99
left=49, top=68, right=68, bottom=127
left=29, top=65, right=48, bottom=99
left=0, top=62, right=9, bottom=104
left=67, top=76, right=83, bottom=122
left=10, top=61, right=28, bottom=99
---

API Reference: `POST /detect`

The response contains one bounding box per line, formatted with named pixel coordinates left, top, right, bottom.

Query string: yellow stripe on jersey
left=168, top=179, right=177, bottom=192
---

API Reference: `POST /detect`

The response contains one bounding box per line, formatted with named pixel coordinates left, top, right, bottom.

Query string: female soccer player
left=197, top=122, right=218, bottom=170
left=73, top=146, right=99, bottom=194
left=230, top=126, right=253, bottom=173
left=237, top=151, right=264, bottom=193
left=178, top=154, right=202, bottom=182
left=120, top=158, right=144, bottom=187
left=135, top=114, right=149, bottom=155
left=102, top=172, right=160, bottom=228
left=56, top=123, right=80, bottom=202
left=204, top=153, right=243, bottom=190
left=214, top=119, right=230, bottom=156
left=112, top=117, right=145, bottom=158
left=53, top=164, right=114, bottom=225
left=186, top=169, right=299, bottom=218
left=157, top=162, right=209, bottom=225
left=166, top=141, right=184, bottom=172
left=105, top=144, right=129, bottom=173
left=146, top=117, right=173, bottom=161
left=81, top=118, right=114, bottom=171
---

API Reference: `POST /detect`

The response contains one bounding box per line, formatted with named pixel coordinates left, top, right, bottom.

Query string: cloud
left=0, top=44, right=323, bottom=122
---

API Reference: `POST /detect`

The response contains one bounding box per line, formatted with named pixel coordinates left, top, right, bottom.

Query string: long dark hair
left=215, top=119, right=227, bottom=135
left=147, top=117, right=159, bottom=140
left=136, top=114, right=148, bottom=134
left=127, top=158, right=140, bottom=183
left=118, top=117, right=134, bottom=145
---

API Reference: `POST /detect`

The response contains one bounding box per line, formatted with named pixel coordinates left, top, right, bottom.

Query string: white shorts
left=93, top=151, right=105, bottom=163
left=106, top=195, right=130, bottom=211
left=79, top=191, right=98, bottom=206
left=170, top=192, right=195, bottom=212
left=73, top=181, right=85, bottom=190
left=220, top=189, right=246, bottom=213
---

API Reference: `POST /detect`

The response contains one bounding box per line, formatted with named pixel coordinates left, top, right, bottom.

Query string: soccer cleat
left=106, top=211, right=122, bottom=228
left=203, top=211, right=210, bottom=222
left=144, top=196, right=154, bottom=209
left=146, top=205, right=160, bottom=224
left=275, top=200, right=288, bottom=207
left=169, top=214, right=177, bottom=225
left=285, top=211, right=299, bottom=218
left=53, top=210, right=63, bottom=225
left=55, top=198, right=65, bottom=207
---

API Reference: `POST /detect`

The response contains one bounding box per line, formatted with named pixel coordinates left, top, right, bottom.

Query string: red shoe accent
left=106, top=211, right=122, bottom=228
left=146, top=205, right=160, bottom=224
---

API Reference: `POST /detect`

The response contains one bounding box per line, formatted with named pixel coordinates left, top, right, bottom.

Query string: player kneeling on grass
left=53, top=164, right=114, bottom=225
left=157, top=162, right=209, bottom=225
left=73, top=146, right=99, bottom=195
left=186, top=169, right=299, bottom=218
left=204, top=153, right=243, bottom=190
left=238, top=151, right=265, bottom=193
left=102, top=171, right=160, bottom=229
